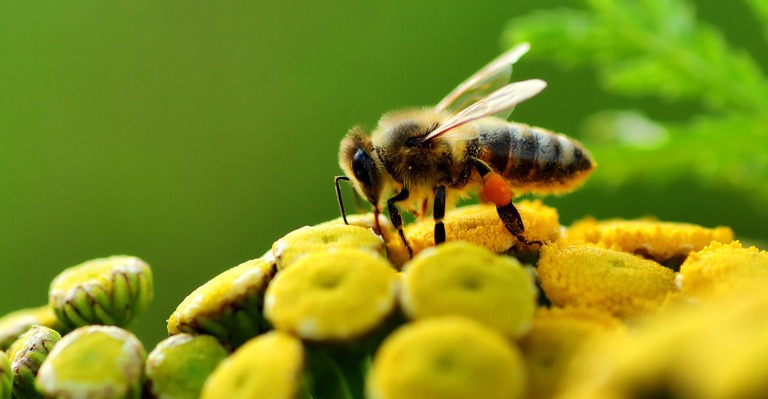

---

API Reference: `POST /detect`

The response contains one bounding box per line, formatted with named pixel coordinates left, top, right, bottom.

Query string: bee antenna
left=334, top=176, right=351, bottom=225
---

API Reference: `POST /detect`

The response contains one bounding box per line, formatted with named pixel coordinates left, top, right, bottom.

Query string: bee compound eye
left=352, top=148, right=376, bottom=188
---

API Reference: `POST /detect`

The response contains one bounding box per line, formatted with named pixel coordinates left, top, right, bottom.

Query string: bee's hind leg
left=470, top=157, right=542, bottom=247
left=496, top=202, right=543, bottom=247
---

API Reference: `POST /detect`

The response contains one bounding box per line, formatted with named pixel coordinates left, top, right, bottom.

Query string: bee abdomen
left=478, top=123, right=594, bottom=191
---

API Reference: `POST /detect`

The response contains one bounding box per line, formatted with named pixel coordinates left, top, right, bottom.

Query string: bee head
left=339, top=126, right=384, bottom=208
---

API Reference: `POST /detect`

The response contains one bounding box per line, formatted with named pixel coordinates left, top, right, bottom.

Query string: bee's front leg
left=433, top=186, right=446, bottom=245
left=387, top=187, right=414, bottom=258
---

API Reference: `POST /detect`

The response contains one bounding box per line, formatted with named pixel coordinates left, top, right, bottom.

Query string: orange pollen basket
left=481, top=172, right=513, bottom=206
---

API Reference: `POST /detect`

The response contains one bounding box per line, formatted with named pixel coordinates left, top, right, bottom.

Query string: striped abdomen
left=476, top=120, right=595, bottom=193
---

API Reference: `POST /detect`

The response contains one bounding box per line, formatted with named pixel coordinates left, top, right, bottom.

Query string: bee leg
left=387, top=188, right=414, bottom=258
left=373, top=207, right=383, bottom=237
left=496, top=202, right=543, bottom=247
left=470, top=157, right=542, bottom=247
left=434, top=186, right=446, bottom=245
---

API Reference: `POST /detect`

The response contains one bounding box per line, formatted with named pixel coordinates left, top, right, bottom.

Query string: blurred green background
left=2, top=1, right=766, bottom=347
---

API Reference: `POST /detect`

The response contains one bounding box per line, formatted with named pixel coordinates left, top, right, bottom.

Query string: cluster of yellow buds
left=1, top=200, right=766, bottom=399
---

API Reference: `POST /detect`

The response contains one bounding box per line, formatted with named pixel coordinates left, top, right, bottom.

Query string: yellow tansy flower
left=400, top=242, right=537, bottom=338
left=388, top=200, right=560, bottom=267
left=519, top=307, right=623, bottom=399
left=367, top=316, right=526, bottom=399
left=167, top=256, right=275, bottom=348
left=272, top=224, right=386, bottom=270
left=566, top=217, right=733, bottom=264
left=678, top=240, right=768, bottom=299
left=200, top=331, right=304, bottom=399
left=317, top=212, right=396, bottom=243
left=264, top=249, right=398, bottom=342
left=557, top=289, right=768, bottom=399
left=537, top=243, right=676, bottom=318
left=674, top=291, right=768, bottom=399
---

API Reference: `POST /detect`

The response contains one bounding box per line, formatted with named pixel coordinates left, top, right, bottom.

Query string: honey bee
left=335, top=43, right=595, bottom=257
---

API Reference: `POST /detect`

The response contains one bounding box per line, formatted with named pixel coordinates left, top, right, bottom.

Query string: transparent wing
left=439, top=65, right=512, bottom=118
left=435, top=42, right=531, bottom=120
left=423, top=79, right=547, bottom=143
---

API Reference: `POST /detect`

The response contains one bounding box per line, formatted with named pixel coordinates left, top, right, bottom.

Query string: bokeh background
left=2, top=1, right=766, bottom=347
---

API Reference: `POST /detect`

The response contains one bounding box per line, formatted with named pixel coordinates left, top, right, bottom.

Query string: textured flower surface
left=387, top=201, right=560, bottom=267
left=538, top=242, right=677, bottom=317
left=0, top=199, right=763, bottom=399
left=677, top=240, right=768, bottom=298
left=567, top=217, right=734, bottom=264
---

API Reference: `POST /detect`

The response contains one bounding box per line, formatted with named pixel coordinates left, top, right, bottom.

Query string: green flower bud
left=49, top=256, right=153, bottom=329
left=145, top=334, right=229, bottom=399
left=6, top=325, right=61, bottom=399
left=167, top=256, right=274, bottom=348
left=36, top=325, right=146, bottom=399
left=0, top=306, right=61, bottom=351
left=1, top=352, right=10, bottom=399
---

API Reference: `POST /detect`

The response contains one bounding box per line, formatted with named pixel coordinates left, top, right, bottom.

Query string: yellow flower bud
left=201, top=331, right=304, bottom=399
left=368, top=316, right=526, bottom=399
left=264, top=249, right=398, bottom=342
left=36, top=326, right=146, bottom=399
left=400, top=242, right=537, bottom=338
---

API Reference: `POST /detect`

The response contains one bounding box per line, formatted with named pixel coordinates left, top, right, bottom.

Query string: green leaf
left=743, top=0, right=768, bottom=41
left=503, top=0, right=768, bottom=205
left=505, top=0, right=768, bottom=112
left=582, top=111, right=768, bottom=202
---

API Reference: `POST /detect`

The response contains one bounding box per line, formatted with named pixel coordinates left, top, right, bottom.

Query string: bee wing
left=423, top=79, right=547, bottom=143
left=435, top=42, right=531, bottom=119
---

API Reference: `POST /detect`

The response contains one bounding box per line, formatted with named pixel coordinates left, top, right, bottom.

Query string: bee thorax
left=371, top=110, right=460, bottom=188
